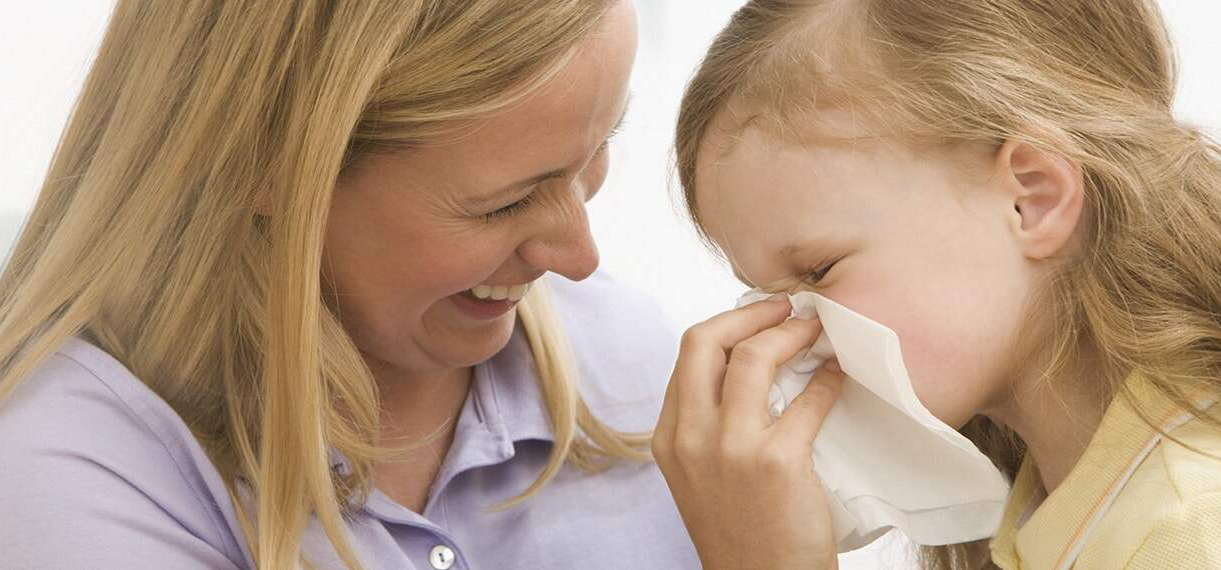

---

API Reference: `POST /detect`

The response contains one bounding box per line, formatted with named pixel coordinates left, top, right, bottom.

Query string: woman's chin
left=430, top=311, right=519, bottom=368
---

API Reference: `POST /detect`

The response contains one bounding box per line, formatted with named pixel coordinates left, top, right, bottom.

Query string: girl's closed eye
left=804, top=259, right=840, bottom=284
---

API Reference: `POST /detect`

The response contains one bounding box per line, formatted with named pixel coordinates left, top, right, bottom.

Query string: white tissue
left=736, top=290, right=1010, bottom=552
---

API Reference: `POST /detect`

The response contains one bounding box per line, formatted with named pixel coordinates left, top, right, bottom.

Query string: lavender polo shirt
left=0, top=272, right=699, bottom=569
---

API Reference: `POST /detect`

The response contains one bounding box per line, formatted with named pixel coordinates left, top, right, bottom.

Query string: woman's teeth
left=470, top=280, right=534, bottom=302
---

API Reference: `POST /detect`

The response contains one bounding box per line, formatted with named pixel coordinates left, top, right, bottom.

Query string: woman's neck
left=373, top=363, right=473, bottom=443
left=367, top=359, right=474, bottom=512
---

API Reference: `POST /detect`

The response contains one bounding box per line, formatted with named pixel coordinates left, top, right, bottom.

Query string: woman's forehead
left=353, top=4, right=637, bottom=204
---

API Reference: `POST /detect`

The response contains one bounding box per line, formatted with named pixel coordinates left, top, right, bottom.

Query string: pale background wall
left=2, top=2, right=1219, bottom=568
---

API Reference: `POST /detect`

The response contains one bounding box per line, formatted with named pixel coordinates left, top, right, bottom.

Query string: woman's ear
left=995, top=140, right=1085, bottom=260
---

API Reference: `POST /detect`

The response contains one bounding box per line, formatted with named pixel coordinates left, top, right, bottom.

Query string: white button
left=429, top=544, right=456, bottom=570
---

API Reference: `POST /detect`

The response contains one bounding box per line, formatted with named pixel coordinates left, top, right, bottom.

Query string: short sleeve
left=0, top=444, right=241, bottom=569
left=0, top=349, right=247, bottom=569
left=1124, top=491, right=1221, bottom=569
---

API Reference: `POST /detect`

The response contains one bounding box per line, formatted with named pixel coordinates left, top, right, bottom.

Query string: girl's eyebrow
left=731, top=267, right=755, bottom=288
left=780, top=235, right=833, bottom=260
left=727, top=234, right=839, bottom=289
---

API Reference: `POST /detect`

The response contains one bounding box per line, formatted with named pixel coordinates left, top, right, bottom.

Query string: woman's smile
left=450, top=278, right=539, bottom=320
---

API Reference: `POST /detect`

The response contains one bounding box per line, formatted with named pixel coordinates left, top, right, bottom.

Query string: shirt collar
left=990, top=374, right=1201, bottom=569
left=329, top=321, right=554, bottom=476
left=467, top=321, right=555, bottom=445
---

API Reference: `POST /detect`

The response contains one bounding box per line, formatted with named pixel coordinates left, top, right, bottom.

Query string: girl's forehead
left=691, top=116, right=966, bottom=269
left=692, top=127, right=835, bottom=261
left=694, top=123, right=865, bottom=222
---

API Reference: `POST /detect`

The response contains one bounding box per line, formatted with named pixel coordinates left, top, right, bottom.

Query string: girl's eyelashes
left=804, top=259, right=840, bottom=284
left=483, top=191, right=538, bottom=222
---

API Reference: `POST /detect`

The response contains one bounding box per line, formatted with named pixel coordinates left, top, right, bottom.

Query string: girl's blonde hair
left=0, top=1, right=648, bottom=568
left=676, top=1, right=1221, bottom=568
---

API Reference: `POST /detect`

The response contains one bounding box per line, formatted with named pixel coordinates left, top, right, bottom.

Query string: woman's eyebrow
left=464, top=96, right=633, bottom=209
left=476, top=171, right=567, bottom=205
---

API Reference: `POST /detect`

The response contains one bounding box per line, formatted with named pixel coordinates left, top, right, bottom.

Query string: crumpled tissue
left=736, top=289, right=1010, bottom=552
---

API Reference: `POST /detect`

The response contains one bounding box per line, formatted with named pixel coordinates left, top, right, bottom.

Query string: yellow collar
left=990, top=375, right=1199, bottom=569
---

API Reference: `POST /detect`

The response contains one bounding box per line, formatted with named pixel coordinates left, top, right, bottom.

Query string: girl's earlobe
left=996, top=140, right=1085, bottom=260
left=253, top=190, right=275, bottom=218
left=254, top=198, right=270, bottom=218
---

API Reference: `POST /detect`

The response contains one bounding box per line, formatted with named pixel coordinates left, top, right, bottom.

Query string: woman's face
left=692, top=110, right=1044, bottom=428
left=324, top=1, right=637, bottom=379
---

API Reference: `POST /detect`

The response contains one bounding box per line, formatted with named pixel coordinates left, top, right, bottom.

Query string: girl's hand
left=653, top=296, right=844, bottom=570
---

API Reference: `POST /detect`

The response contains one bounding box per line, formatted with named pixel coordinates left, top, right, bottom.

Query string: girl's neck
left=986, top=367, right=1110, bottom=494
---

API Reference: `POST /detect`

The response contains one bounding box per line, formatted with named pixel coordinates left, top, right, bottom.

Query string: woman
left=0, top=1, right=697, bottom=568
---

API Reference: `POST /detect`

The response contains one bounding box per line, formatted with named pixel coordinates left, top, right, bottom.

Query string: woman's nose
left=517, top=198, right=600, bottom=282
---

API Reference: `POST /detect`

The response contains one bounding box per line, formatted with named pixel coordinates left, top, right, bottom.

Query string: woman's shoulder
left=0, top=336, right=250, bottom=569
left=547, top=269, right=676, bottom=329
left=546, top=271, right=680, bottom=431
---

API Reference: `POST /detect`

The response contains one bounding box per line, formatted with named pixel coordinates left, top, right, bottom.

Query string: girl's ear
left=995, top=140, right=1085, bottom=260
left=253, top=192, right=273, bottom=217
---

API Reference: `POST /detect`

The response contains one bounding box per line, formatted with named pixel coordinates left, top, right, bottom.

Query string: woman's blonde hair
left=676, top=0, right=1221, bottom=568
left=0, top=1, right=648, bottom=568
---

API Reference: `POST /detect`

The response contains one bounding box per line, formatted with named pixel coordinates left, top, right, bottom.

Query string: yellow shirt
left=990, top=377, right=1221, bottom=569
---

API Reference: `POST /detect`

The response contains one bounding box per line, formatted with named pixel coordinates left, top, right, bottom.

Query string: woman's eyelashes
left=483, top=191, right=538, bottom=222
left=481, top=136, right=617, bottom=223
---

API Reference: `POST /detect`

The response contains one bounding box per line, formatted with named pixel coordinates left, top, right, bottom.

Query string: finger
left=652, top=367, right=680, bottom=459
left=721, top=316, right=824, bottom=430
left=772, top=366, right=845, bottom=450
left=670, top=297, right=793, bottom=416
left=682, top=295, right=794, bottom=355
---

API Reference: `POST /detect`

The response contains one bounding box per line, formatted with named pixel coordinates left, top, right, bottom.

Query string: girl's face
left=323, top=1, right=637, bottom=381
left=693, top=110, right=1067, bottom=428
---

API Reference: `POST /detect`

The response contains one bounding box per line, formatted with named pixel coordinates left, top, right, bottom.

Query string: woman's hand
left=653, top=296, right=844, bottom=570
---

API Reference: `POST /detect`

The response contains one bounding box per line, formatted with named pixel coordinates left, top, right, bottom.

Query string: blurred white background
left=2, top=2, right=1219, bottom=568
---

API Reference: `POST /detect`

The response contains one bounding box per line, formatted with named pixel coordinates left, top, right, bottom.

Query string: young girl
left=652, top=0, right=1221, bottom=568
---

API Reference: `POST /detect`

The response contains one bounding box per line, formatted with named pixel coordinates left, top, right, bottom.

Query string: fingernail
left=794, top=306, right=818, bottom=320
left=767, top=293, right=789, bottom=303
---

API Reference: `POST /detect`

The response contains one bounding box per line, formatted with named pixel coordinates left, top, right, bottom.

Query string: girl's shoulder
left=0, top=336, right=251, bottom=569
left=1087, top=406, right=1221, bottom=568
left=1158, top=412, right=1221, bottom=496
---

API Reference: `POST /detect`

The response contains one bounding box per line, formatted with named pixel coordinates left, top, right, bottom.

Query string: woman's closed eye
left=481, top=123, right=622, bottom=223
left=483, top=191, right=538, bottom=222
